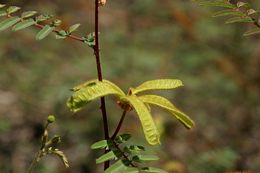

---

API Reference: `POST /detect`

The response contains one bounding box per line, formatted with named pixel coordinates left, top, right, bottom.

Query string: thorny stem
left=93, top=0, right=110, bottom=170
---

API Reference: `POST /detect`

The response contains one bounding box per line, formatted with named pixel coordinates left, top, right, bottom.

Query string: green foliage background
left=0, top=0, right=259, bottom=172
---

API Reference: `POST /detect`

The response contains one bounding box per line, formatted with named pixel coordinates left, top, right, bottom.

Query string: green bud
left=47, top=115, right=55, bottom=123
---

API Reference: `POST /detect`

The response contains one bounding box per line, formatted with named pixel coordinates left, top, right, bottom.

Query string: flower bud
left=47, top=115, right=55, bottom=123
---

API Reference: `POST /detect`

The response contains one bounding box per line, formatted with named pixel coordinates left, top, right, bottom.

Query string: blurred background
left=0, top=0, right=259, bottom=172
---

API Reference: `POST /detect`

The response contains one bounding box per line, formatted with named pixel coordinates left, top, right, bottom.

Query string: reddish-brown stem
left=93, top=0, right=110, bottom=170
left=111, top=110, right=127, bottom=140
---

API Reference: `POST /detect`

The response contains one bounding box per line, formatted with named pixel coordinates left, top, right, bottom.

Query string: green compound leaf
left=132, top=79, right=183, bottom=94
left=139, top=95, right=194, bottom=129
left=12, top=19, right=35, bottom=31
left=243, top=28, right=260, bottom=36
left=96, top=150, right=118, bottom=164
left=21, top=11, right=37, bottom=18
left=142, top=167, right=168, bottom=173
left=225, top=16, right=253, bottom=24
left=36, top=25, right=54, bottom=40
left=68, top=23, right=81, bottom=33
left=124, top=95, right=160, bottom=145
left=212, top=9, right=244, bottom=17
left=104, top=160, right=138, bottom=173
left=67, top=80, right=125, bottom=112
left=91, top=140, right=108, bottom=150
left=0, top=17, right=20, bottom=31
left=6, top=6, right=21, bottom=14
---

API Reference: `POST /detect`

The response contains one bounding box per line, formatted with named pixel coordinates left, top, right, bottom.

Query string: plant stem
left=93, top=0, right=110, bottom=170
left=27, top=151, right=41, bottom=173
left=111, top=110, right=127, bottom=140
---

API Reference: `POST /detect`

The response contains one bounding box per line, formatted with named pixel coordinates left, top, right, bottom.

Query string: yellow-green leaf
left=225, top=16, right=253, bottom=24
left=68, top=23, right=81, bottom=33
left=0, top=17, right=20, bottom=31
left=21, top=11, right=37, bottom=18
left=6, top=6, right=21, bottom=14
left=12, top=19, right=35, bottom=31
left=124, top=95, right=160, bottom=145
left=138, top=95, right=194, bottom=129
left=36, top=25, right=54, bottom=40
left=67, top=80, right=125, bottom=112
left=0, top=4, right=6, bottom=8
left=132, top=79, right=183, bottom=94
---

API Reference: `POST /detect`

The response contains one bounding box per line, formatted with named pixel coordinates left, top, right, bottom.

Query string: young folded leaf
left=124, top=95, right=160, bottom=145
left=67, top=80, right=125, bottom=112
left=12, top=19, right=35, bottom=31
left=132, top=79, right=183, bottom=94
left=36, top=25, right=54, bottom=40
left=138, top=95, right=194, bottom=129
left=0, top=17, right=20, bottom=31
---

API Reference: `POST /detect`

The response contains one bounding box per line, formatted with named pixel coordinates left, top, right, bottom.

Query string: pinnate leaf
left=132, top=79, right=183, bottom=94
left=139, top=95, right=194, bottom=129
left=0, top=17, right=20, bottom=31
left=12, top=19, right=35, bottom=31
left=36, top=25, right=54, bottom=40
left=124, top=95, right=160, bottom=145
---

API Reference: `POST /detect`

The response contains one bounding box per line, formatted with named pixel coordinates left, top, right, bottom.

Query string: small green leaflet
left=212, top=9, right=244, bottom=17
left=91, top=140, right=108, bottom=149
left=12, top=19, right=35, bottom=31
left=0, top=17, right=20, bottom=31
left=36, top=25, right=54, bottom=40
left=21, top=11, right=37, bottom=18
left=124, top=95, right=160, bottom=145
left=68, top=23, right=81, bottom=33
left=6, top=6, right=21, bottom=14
left=137, top=155, right=159, bottom=161
left=96, top=151, right=117, bottom=164
left=197, top=1, right=235, bottom=9
left=67, top=80, right=125, bottom=112
left=243, top=28, right=260, bottom=36
left=138, top=95, right=194, bottom=129
left=132, top=79, right=183, bottom=94
left=225, top=16, right=253, bottom=24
